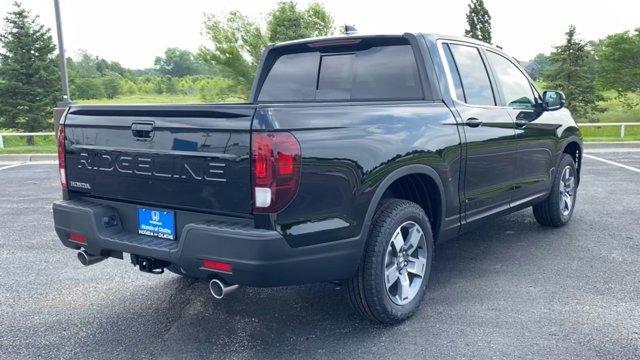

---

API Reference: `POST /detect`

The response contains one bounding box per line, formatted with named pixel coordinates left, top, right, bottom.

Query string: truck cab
left=53, top=33, right=582, bottom=324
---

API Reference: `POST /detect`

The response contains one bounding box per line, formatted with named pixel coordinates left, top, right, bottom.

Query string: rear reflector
left=68, top=232, right=86, bottom=244
left=202, top=259, right=232, bottom=273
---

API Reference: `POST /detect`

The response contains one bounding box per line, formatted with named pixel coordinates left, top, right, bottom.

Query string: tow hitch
left=131, top=254, right=168, bottom=274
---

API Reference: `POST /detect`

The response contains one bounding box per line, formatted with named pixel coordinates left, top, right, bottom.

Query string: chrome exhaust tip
left=77, top=250, right=106, bottom=266
left=209, top=279, right=239, bottom=299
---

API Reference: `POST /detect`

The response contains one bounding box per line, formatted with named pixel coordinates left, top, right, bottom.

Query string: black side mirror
left=542, top=90, right=565, bottom=111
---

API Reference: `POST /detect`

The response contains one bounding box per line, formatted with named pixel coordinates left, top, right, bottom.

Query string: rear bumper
left=52, top=199, right=361, bottom=286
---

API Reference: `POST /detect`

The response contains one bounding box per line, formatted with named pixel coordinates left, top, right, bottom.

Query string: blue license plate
left=138, top=208, right=175, bottom=240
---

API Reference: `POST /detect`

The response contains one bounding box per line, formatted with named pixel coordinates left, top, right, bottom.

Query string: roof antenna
left=343, top=25, right=358, bottom=36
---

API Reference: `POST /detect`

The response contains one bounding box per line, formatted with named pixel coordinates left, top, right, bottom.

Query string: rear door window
left=446, top=43, right=495, bottom=106
left=258, top=45, right=422, bottom=102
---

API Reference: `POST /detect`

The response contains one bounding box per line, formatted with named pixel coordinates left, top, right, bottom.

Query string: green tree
left=72, top=77, right=106, bottom=99
left=199, top=1, right=334, bottom=97
left=154, top=48, right=208, bottom=77
left=68, top=51, right=101, bottom=78
left=199, top=11, right=266, bottom=95
left=464, top=0, right=492, bottom=43
left=101, top=72, right=123, bottom=99
left=595, top=28, right=640, bottom=101
left=267, top=2, right=333, bottom=43
left=0, top=1, right=59, bottom=136
left=525, top=53, right=550, bottom=81
left=198, top=77, right=243, bottom=102
left=544, top=25, right=602, bottom=120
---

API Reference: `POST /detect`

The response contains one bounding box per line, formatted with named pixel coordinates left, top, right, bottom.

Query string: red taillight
left=251, top=132, right=301, bottom=213
left=68, top=232, right=86, bottom=244
left=202, top=259, right=232, bottom=273
left=57, top=125, right=67, bottom=189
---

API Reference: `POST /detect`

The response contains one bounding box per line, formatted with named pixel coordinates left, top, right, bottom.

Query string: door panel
left=441, top=43, right=517, bottom=225
left=458, top=106, right=517, bottom=221
left=483, top=50, right=556, bottom=203
left=511, top=110, right=557, bottom=203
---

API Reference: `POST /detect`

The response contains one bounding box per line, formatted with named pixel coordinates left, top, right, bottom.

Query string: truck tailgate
left=63, top=105, right=256, bottom=215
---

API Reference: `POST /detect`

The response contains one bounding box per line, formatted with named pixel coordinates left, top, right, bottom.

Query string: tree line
left=464, top=0, right=639, bottom=120
left=0, top=0, right=638, bottom=133
left=0, top=1, right=334, bottom=133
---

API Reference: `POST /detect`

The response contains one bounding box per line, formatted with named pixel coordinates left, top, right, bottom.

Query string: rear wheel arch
left=362, top=165, right=445, bottom=243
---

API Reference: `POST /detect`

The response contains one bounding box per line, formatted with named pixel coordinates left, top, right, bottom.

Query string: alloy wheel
left=383, top=221, right=428, bottom=305
left=559, top=166, right=575, bottom=217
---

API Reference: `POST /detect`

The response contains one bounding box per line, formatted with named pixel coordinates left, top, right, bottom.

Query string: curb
left=0, top=154, right=57, bottom=162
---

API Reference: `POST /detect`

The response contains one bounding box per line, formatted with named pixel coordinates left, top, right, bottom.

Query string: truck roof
left=271, top=32, right=506, bottom=57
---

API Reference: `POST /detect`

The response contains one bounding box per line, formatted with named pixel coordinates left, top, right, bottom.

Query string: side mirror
left=542, top=90, right=565, bottom=111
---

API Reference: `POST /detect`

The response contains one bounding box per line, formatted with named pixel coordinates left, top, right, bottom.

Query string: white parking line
left=0, top=163, right=25, bottom=171
left=584, top=154, right=640, bottom=174
left=0, top=161, right=57, bottom=171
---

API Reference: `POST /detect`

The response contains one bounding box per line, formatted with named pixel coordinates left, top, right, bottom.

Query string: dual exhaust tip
left=77, top=251, right=238, bottom=299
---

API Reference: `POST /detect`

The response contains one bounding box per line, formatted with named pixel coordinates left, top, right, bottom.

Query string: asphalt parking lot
left=1, top=151, right=639, bottom=360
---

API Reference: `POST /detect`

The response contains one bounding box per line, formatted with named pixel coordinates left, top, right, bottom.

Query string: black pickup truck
left=53, top=33, right=582, bottom=324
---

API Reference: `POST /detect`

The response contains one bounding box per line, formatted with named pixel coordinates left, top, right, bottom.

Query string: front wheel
left=533, top=154, right=578, bottom=227
left=346, top=199, right=434, bottom=324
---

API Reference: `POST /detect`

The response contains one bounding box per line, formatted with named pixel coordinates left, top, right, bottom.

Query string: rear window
left=258, top=45, right=423, bottom=102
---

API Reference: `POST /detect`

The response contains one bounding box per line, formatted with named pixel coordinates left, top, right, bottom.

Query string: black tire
left=533, top=154, right=578, bottom=227
left=346, top=199, right=434, bottom=324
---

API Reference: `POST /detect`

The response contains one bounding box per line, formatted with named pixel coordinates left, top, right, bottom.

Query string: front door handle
left=514, top=119, right=528, bottom=128
left=465, top=118, right=483, bottom=128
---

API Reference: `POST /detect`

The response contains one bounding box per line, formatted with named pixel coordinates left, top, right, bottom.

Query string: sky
left=0, top=0, right=638, bottom=69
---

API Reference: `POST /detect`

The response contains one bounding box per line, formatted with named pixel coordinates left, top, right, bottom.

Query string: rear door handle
left=465, top=118, right=483, bottom=128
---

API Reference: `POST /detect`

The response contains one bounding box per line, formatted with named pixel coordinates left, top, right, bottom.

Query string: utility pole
left=53, top=0, right=71, bottom=107
left=52, top=0, right=71, bottom=134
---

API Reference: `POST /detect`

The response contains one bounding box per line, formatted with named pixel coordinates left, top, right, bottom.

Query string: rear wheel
left=533, top=154, right=578, bottom=227
left=346, top=199, right=434, bottom=324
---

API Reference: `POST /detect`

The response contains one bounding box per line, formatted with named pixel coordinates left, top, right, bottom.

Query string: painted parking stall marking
left=584, top=154, right=640, bottom=174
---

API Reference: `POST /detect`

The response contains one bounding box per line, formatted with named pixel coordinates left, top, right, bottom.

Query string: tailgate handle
left=131, top=122, right=154, bottom=139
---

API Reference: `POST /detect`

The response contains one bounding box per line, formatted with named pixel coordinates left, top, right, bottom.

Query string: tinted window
left=443, top=44, right=466, bottom=102
left=317, top=54, right=355, bottom=100
left=258, top=52, right=319, bottom=102
left=258, top=45, right=422, bottom=102
left=448, top=44, right=495, bottom=106
left=351, top=45, right=422, bottom=100
left=486, top=51, right=536, bottom=109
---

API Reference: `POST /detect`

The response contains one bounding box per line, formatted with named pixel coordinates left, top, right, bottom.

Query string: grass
left=593, top=91, right=640, bottom=123
left=0, top=133, right=56, bottom=154
left=75, top=93, right=204, bottom=105
left=0, top=144, right=56, bottom=154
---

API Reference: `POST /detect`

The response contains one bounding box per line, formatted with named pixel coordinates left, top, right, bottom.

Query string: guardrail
left=0, top=132, right=56, bottom=149
left=578, top=122, right=639, bottom=138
